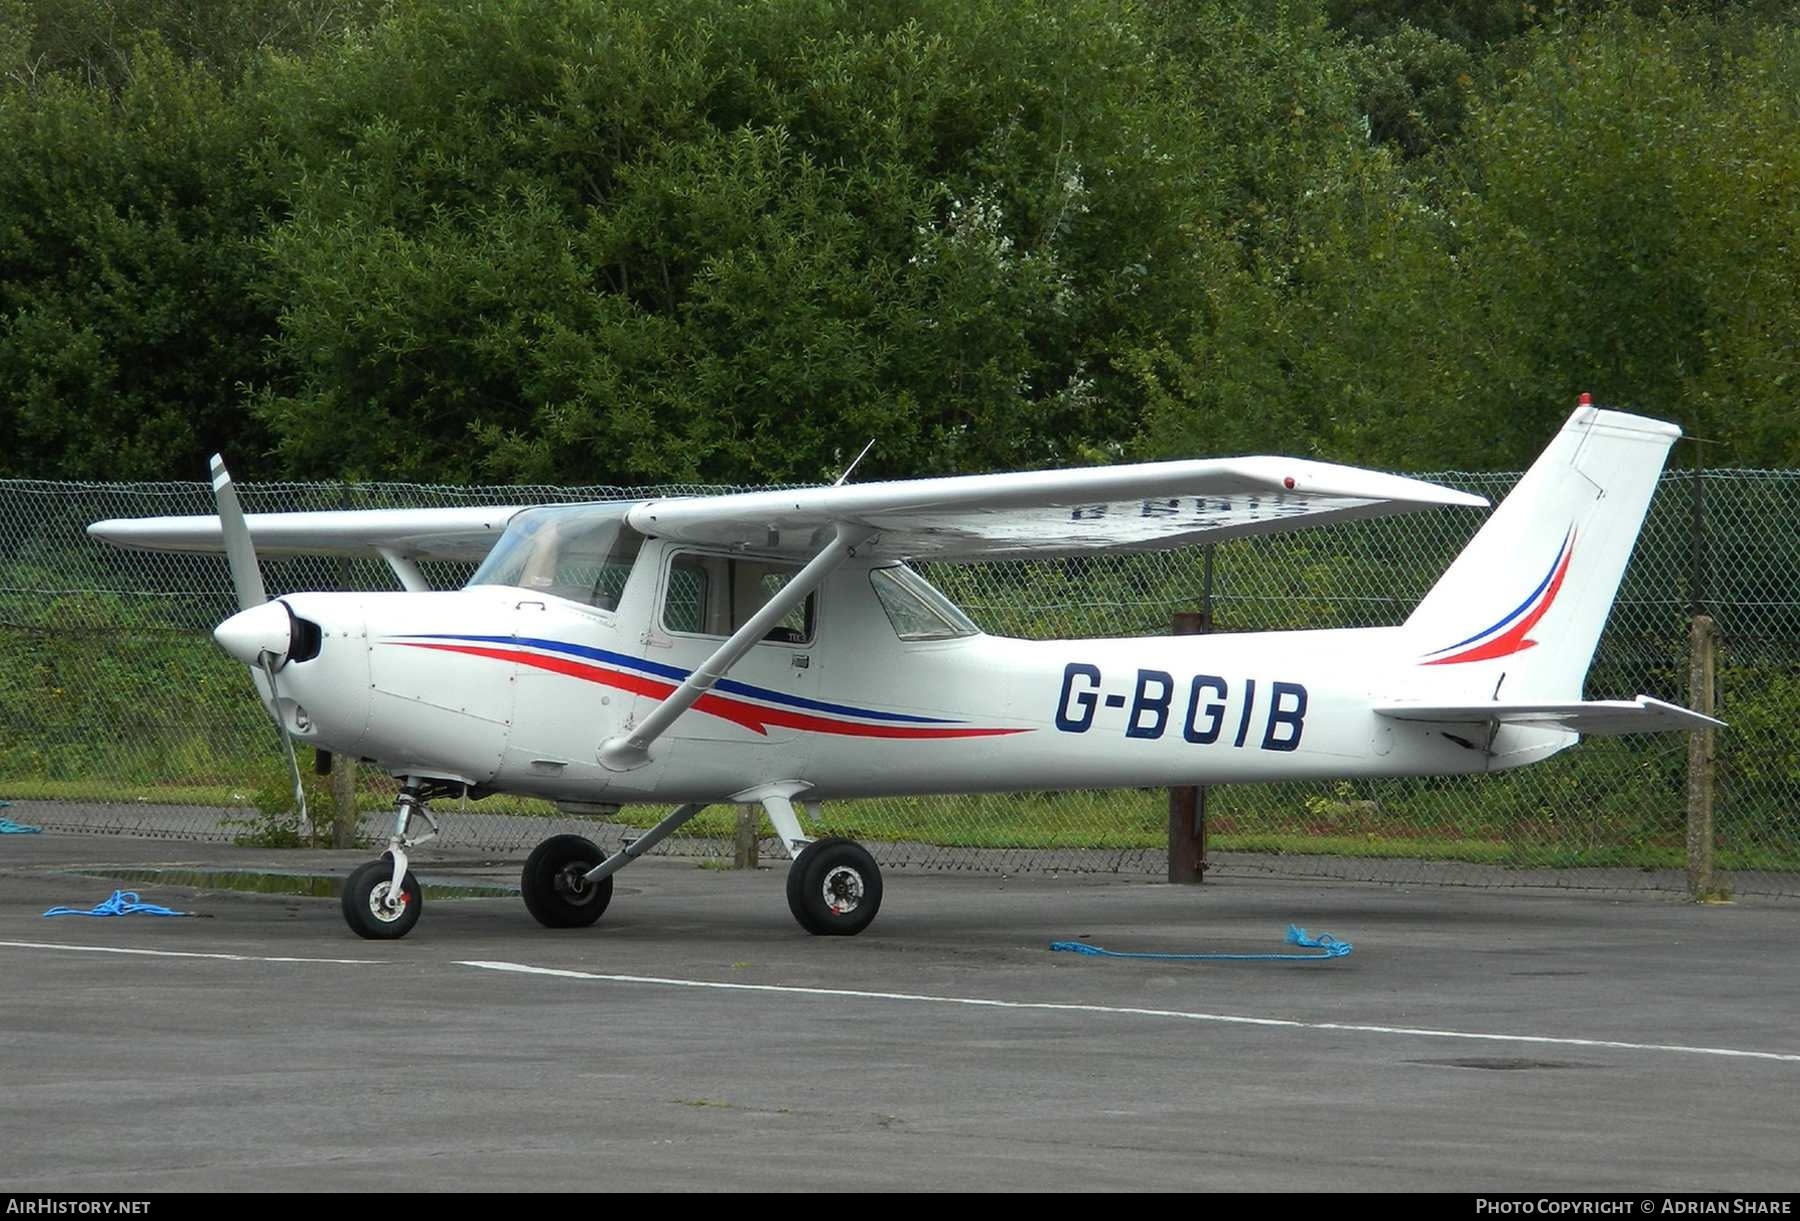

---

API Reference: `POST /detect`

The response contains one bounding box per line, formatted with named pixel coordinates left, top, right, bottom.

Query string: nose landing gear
left=340, top=777, right=449, bottom=940
left=342, top=857, right=421, bottom=939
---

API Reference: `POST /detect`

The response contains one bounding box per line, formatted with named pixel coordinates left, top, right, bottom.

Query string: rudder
left=1402, top=403, right=1680, bottom=702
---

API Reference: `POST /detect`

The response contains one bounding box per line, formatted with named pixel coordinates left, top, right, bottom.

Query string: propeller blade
left=210, top=454, right=266, bottom=609
left=260, top=654, right=312, bottom=840
left=213, top=455, right=306, bottom=837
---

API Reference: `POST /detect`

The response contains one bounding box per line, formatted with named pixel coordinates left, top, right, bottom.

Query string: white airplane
left=89, top=401, right=1720, bottom=940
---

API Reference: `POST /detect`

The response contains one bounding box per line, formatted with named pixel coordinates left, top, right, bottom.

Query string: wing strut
left=596, top=522, right=874, bottom=771
left=375, top=546, right=429, bottom=593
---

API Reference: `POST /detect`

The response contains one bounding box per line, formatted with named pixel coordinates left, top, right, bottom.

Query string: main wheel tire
left=342, top=858, right=422, bottom=940
left=521, top=834, right=613, bottom=929
left=786, top=837, right=882, bottom=936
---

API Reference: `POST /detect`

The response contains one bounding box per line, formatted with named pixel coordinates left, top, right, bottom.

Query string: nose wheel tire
left=786, top=837, right=882, bottom=936
left=522, top=834, right=613, bottom=929
left=342, top=858, right=422, bottom=940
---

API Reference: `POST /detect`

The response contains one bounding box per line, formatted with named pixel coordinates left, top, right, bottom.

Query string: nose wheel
left=342, top=857, right=421, bottom=939
left=786, top=837, right=882, bottom=936
left=340, top=777, right=447, bottom=940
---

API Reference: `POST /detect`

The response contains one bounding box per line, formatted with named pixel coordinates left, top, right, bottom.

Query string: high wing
left=1374, top=696, right=1725, bottom=736
left=88, top=456, right=1485, bottom=566
left=627, top=457, right=1488, bottom=561
left=88, top=505, right=532, bottom=563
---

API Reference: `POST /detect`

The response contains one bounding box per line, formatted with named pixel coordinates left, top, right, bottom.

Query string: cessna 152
left=89, top=401, right=1719, bottom=940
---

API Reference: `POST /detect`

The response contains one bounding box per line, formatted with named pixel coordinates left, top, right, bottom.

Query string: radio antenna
left=832, top=437, right=877, bottom=486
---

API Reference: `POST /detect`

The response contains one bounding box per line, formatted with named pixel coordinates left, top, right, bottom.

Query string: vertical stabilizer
left=1402, top=403, right=1679, bottom=702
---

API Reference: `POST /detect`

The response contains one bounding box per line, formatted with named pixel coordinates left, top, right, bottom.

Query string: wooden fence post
left=1686, top=613, right=1720, bottom=900
left=331, top=756, right=359, bottom=848
left=735, top=804, right=760, bottom=869
left=1168, top=609, right=1207, bottom=883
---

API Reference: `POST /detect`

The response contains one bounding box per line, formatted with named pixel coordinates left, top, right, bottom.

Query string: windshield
left=467, top=504, right=645, bottom=611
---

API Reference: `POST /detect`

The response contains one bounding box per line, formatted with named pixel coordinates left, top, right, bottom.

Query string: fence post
left=1167, top=596, right=1209, bottom=883
left=734, top=804, right=759, bottom=869
left=331, top=756, right=359, bottom=848
left=1686, top=613, right=1720, bottom=900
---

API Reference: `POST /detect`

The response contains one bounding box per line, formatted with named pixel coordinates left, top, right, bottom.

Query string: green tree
left=0, top=0, right=382, bottom=94
left=1342, top=23, right=1476, bottom=159
left=1135, top=7, right=1800, bottom=472
left=1451, top=11, right=1800, bottom=464
left=245, top=0, right=1268, bottom=484
left=0, top=36, right=275, bottom=478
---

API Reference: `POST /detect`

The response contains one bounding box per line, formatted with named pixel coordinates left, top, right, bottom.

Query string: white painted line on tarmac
left=458, top=959, right=1800, bottom=1065
left=0, top=939, right=383, bottom=965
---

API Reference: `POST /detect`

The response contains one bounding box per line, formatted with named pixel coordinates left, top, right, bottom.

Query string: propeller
left=209, top=455, right=311, bottom=839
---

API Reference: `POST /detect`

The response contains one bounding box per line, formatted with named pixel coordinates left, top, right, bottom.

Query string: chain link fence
left=1, top=470, right=1794, bottom=896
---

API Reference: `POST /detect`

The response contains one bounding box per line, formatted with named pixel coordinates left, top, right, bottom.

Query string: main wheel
left=342, top=858, right=422, bottom=940
left=521, top=834, right=613, bottom=929
left=786, top=837, right=882, bottom=936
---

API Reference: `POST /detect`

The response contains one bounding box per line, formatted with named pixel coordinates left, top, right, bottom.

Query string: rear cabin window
left=663, top=554, right=814, bottom=645
left=869, top=565, right=979, bottom=641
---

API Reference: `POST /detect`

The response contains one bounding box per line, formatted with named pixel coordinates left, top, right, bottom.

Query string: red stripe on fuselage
left=392, top=642, right=1028, bottom=740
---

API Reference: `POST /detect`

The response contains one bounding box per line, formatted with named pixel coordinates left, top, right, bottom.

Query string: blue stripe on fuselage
left=396, top=633, right=959, bottom=725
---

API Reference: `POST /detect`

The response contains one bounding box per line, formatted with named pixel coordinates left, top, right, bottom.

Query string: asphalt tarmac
left=1, top=832, right=1797, bottom=1193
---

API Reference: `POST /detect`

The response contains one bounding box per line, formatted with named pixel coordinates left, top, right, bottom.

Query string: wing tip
left=1240, top=457, right=1491, bottom=509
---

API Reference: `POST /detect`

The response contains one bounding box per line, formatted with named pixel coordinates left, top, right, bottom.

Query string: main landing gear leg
left=519, top=802, right=708, bottom=930
left=514, top=792, right=885, bottom=937
left=341, top=777, right=442, bottom=940
left=754, top=789, right=883, bottom=937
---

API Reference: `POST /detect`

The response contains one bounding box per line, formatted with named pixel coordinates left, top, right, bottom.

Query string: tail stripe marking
left=1423, top=530, right=1575, bottom=666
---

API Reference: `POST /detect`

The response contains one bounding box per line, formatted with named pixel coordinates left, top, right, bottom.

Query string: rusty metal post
left=1168, top=608, right=1207, bottom=883
left=1686, top=613, right=1719, bottom=899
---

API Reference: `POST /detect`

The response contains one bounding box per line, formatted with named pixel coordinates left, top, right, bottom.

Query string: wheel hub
left=367, top=881, right=408, bottom=923
left=554, top=862, right=598, bottom=906
left=821, top=865, right=864, bottom=915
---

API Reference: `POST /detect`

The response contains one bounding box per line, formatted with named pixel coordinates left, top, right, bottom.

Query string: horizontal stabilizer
left=1373, top=695, right=1723, bottom=736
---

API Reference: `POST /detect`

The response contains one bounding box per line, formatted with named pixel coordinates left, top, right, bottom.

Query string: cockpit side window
left=869, top=565, right=979, bottom=640
left=662, top=553, right=814, bottom=644
left=467, top=504, right=645, bottom=611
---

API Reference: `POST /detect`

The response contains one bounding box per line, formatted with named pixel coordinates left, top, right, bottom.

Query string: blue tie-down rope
left=1050, top=924, right=1352, bottom=962
left=44, top=890, right=193, bottom=918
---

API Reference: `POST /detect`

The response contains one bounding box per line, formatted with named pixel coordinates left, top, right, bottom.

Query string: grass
left=0, top=779, right=262, bottom=805
left=0, top=776, right=565, bottom=815
left=7, top=770, right=1798, bottom=873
